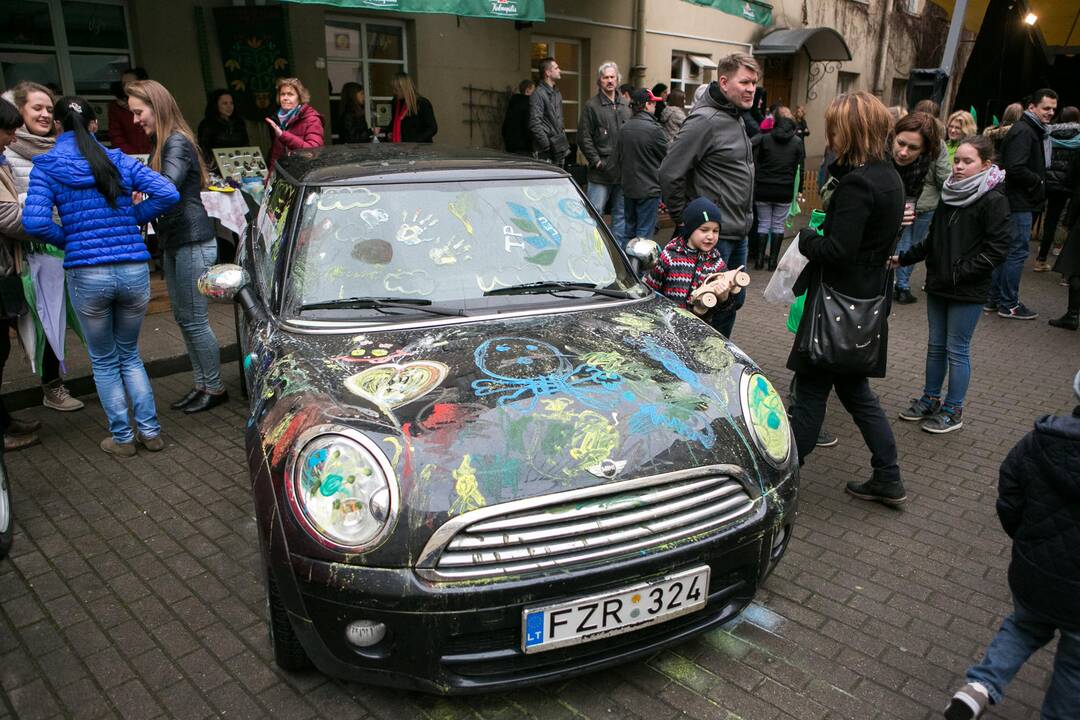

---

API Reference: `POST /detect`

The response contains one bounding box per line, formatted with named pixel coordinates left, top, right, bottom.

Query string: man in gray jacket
left=660, top=52, right=759, bottom=337
left=529, top=57, right=569, bottom=165
left=579, top=61, right=631, bottom=243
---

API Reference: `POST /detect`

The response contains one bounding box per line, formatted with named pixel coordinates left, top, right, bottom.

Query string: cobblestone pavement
left=0, top=255, right=1077, bottom=720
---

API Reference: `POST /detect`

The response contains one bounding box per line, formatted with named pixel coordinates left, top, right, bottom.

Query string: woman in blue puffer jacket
left=23, top=96, right=179, bottom=457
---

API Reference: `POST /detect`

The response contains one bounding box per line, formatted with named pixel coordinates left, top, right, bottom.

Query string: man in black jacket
left=944, top=370, right=1080, bottom=720
left=1034, top=106, right=1079, bottom=270
left=989, top=88, right=1057, bottom=320
left=578, top=62, right=631, bottom=244
left=616, top=88, right=667, bottom=244
left=528, top=58, right=569, bottom=165
left=660, top=52, right=759, bottom=337
left=502, top=79, right=534, bottom=155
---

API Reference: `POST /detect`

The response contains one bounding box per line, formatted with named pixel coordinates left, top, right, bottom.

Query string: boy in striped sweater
left=643, top=197, right=731, bottom=315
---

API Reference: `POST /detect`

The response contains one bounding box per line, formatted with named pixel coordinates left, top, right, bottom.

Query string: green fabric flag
left=679, top=0, right=772, bottom=26
left=280, top=0, right=545, bottom=21
left=992, top=115, right=1000, bottom=127
left=969, top=105, right=977, bottom=125
left=785, top=165, right=802, bottom=229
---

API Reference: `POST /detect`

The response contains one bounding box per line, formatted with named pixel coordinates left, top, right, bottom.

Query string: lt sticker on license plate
left=521, top=566, right=710, bottom=653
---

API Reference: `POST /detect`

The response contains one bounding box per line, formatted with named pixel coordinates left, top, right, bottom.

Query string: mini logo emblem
left=588, top=459, right=626, bottom=479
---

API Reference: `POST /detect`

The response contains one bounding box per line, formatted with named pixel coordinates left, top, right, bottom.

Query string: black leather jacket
left=153, top=132, right=213, bottom=249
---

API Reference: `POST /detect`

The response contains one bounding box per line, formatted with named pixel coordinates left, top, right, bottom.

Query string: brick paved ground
left=0, top=252, right=1077, bottom=720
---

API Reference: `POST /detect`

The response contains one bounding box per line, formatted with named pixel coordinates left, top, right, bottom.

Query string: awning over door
left=688, top=54, right=718, bottom=69
left=754, top=27, right=852, bottom=61
left=679, top=0, right=773, bottom=28
left=280, top=0, right=545, bottom=22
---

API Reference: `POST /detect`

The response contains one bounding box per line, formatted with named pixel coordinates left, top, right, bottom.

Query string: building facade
left=0, top=0, right=934, bottom=166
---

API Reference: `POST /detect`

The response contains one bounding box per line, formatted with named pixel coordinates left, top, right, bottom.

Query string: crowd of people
left=513, top=53, right=1077, bottom=719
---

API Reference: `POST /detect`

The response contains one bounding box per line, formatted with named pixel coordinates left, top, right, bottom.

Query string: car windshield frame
left=275, top=175, right=649, bottom=324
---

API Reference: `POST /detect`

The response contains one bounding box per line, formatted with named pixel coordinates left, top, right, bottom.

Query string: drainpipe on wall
left=632, top=0, right=647, bottom=85
left=873, top=0, right=896, bottom=97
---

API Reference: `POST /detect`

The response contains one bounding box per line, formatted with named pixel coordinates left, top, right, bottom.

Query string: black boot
left=845, top=474, right=907, bottom=507
left=1050, top=276, right=1080, bottom=330
left=767, top=233, right=782, bottom=271
left=748, top=233, right=761, bottom=269
left=1049, top=312, right=1079, bottom=330
left=753, top=233, right=768, bottom=270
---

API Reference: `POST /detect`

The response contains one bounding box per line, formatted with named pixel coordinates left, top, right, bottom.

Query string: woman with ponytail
left=22, top=97, right=179, bottom=457
left=126, top=79, right=228, bottom=414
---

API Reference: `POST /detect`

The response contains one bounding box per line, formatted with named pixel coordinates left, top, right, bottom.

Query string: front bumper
left=267, top=473, right=798, bottom=694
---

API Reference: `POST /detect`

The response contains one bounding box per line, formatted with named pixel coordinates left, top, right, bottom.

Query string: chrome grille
left=415, top=465, right=759, bottom=581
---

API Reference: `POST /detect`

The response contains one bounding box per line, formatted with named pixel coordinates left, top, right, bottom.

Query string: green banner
left=680, top=0, right=772, bottom=27
left=281, top=0, right=545, bottom=22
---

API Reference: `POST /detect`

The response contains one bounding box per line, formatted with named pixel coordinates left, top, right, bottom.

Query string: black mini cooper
left=199, top=144, right=798, bottom=693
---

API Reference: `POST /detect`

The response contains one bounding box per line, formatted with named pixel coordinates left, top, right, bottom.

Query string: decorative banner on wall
left=213, top=6, right=293, bottom=121
left=280, top=0, right=545, bottom=22
left=680, top=0, right=772, bottom=27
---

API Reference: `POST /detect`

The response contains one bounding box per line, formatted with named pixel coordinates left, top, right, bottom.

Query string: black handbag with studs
left=805, top=267, right=892, bottom=374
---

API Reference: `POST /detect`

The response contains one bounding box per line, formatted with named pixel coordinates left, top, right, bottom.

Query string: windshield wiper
left=299, top=296, right=465, bottom=317
left=483, top=281, right=635, bottom=299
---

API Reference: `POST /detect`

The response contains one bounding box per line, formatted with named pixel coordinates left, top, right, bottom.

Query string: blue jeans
left=67, top=263, right=159, bottom=443
left=164, top=240, right=223, bottom=393
left=923, top=294, right=982, bottom=409
left=586, top=182, right=626, bottom=246
left=709, top=236, right=748, bottom=337
left=895, top=210, right=935, bottom=290
left=754, top=201, right=788, bottom=235
left=989, top=212, right=1033, bottom=308
left=966, top=596, right=1080, bottom=719
left=623, top=196, right=660, bottom=244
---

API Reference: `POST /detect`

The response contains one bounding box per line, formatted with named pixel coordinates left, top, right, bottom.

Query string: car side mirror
left=625, top=237, right=660, bottom=276
left=198, top=263, right=266, bottom=323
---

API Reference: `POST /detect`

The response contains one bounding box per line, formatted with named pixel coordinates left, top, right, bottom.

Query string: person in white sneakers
left=944, top=370, right=1080, bottom=719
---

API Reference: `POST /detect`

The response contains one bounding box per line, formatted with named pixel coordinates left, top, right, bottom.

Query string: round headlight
left=741, top=372, right=791, bottom=465
left=287, top=427, right=398, bottom=552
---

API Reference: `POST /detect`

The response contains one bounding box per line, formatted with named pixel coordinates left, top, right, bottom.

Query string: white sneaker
left=42, top=380, right=84, bottom=412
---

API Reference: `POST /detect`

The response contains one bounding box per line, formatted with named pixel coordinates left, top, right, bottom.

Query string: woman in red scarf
left=265, top=77, right=324, bottom=172
left=384, top=73, right=437, bottom=143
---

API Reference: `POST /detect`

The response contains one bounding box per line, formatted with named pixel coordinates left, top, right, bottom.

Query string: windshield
left=283, top=178, right=646, bottom=318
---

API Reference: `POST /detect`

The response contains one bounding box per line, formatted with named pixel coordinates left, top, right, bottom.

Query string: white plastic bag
left=762, top=232, right=810, bottom=305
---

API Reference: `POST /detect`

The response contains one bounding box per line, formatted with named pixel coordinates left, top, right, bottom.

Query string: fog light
left=345, top=620, right=386, bottom=647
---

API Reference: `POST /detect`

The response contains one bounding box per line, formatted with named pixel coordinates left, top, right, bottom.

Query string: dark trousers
left=41, top=338, right=59, bottom=384
left=790, top=372, right=900, bottom=482
left=1037, top=194, right=1069, bottom=261
left=0, top=319, right=11, bottom=429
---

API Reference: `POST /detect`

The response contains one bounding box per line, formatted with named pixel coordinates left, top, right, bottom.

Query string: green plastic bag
left=785, top=211, right=824, bottom=334
left=786, top=292, right=805, bottom=334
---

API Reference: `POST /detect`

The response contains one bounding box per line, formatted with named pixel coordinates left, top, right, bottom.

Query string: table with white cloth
left=200, top=189, right=249, bottom=236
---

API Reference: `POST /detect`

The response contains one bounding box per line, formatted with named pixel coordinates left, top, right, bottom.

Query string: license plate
left=521, top=566, right=710, bottom=653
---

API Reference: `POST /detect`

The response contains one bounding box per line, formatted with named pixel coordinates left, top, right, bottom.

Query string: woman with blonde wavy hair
left=787, top=91, right=907, bottom=506
left=266, top=77, right=324, bottom=171
left=946, top=110, right=978, bottom=161
left=126, top=79, right=227, bottom=414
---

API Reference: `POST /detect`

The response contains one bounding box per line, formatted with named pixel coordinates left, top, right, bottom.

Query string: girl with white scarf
left=889, top=135, right=1012, bottom=434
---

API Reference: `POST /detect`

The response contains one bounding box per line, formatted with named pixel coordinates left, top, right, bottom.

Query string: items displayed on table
left=212, top=146, right=268, bottom=184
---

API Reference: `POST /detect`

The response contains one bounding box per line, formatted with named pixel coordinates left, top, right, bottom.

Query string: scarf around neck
left=940, top=164, right=1005, bottom=207
left=277, top=105, right=302, bottom=129
left=894, top=150, right=932, bottom=200
left=1024, top=110, right=1052, bottom=166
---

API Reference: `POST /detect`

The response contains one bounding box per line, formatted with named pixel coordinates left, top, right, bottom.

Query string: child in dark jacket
left=944, top=369, right=1080, bottom=720
left=643, top=197, right=730, bottom=314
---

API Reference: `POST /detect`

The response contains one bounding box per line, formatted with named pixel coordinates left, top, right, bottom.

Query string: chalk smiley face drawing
left=471, top=337, right=624, bottom=410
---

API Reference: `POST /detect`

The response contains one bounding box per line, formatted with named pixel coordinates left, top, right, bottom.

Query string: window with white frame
left=0, top=0, right=133, bottom=132
left=837, top=71, right=859, bottom=95
left=530, top=36, right=581, bottom=137
left=670, top=51, right=715, bottom=103
left=325, top=17, right=408, bottom=136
